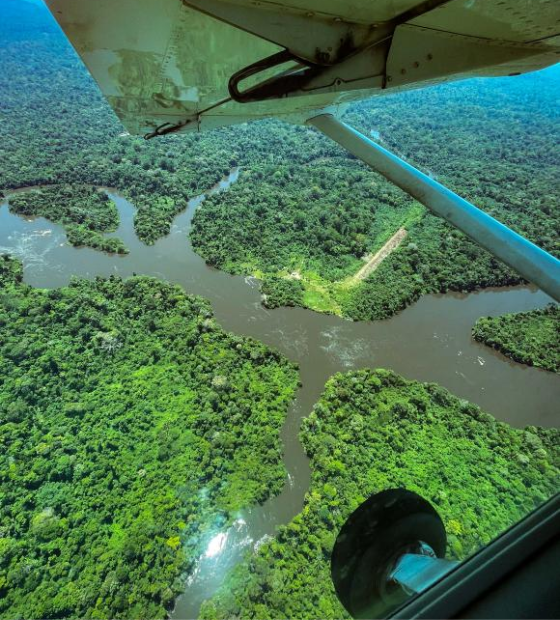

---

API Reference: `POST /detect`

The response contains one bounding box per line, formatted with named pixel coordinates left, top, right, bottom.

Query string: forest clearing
left=343, top=227, right=408, bottom=287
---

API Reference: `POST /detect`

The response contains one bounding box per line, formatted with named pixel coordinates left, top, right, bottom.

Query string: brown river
left=1, top=172, right=558, bottom=618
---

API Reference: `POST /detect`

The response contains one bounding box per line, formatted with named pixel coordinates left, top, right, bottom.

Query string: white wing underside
left=44, top=0, right=560, bottom=135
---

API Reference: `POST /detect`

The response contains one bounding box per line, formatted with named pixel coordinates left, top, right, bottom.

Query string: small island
left=473, top=305, right=559, bottom=373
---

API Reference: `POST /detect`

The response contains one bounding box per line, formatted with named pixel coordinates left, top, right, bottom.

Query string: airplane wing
left=44, top=0, right=559, bottom=136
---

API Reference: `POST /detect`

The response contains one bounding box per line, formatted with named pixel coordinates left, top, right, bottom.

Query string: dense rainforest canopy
left=0, top=256, right=298, bottom=618
left=473, top=305, right=559, bottom=373
left=200, top=369, right=560, bottom=620
left=191, top=84, right=559, bottom=319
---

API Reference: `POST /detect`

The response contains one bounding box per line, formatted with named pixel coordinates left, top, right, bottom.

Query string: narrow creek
left=0, top=171, right=558, bottom=618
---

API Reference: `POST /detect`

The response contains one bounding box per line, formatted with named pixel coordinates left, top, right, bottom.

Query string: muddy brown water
left=1, top=172, right=558, bottom=618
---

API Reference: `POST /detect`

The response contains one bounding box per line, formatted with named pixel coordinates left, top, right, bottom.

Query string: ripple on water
left=271, top=326, right=309, bottom=357
left=204, top=532, right=228, bottom=559
left=320, top=325, right=370, bottom=368
left=0, top=230, right=64, bottom=272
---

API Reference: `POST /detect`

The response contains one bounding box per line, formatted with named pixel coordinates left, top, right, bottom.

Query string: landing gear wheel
left=331, top=489, right=447, bottom=619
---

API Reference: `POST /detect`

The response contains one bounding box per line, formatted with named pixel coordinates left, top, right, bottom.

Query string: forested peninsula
left=473, top=305, right=559, bottom=373
left=191, top=81, right=559, bottom=321
left=200, top=369, right=560, bottom=620
left=8, top=185, right=129, bottom=254
left=0, top=256, right=298, bottom=618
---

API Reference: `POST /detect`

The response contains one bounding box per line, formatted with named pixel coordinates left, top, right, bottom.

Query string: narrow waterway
left=0, top=174, right=558, bottom=618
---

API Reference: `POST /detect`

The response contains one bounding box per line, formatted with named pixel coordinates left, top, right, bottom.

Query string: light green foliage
left=473, top=305, right=559, bottom=372
left=9, top=185, right=129, bottom=254
left=0, top=256, right=298, bottom=618
left=201, top=369, right=559, bottom=619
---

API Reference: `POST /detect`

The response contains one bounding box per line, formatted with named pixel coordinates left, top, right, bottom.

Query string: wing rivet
left=401, top=68, right=407, bottom=75
left=413, top=61, right=420, bottom=68
left=427, top=53, right=433, bottom=61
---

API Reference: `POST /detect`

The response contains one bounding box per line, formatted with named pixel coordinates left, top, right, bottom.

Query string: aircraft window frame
left=390, top=493, right=560, bottom=619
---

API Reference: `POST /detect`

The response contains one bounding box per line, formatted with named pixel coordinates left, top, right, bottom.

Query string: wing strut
left=308, top=114, right=560, bottom=302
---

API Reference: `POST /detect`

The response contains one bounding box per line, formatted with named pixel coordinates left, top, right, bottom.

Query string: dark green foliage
left=201, top=369, right=559, bottom=619
left=0, top=255, right=23, bottom=286
left=9, top=185, right=129, bottom=254
left=336, top=83, right=560, bottom=319
left=341, top=218, right=518, bottom=320
left=261, top=276, right=305, bottom=309
left=65, top=226, right=129, bottom=255
left=473, top=305, right=559, bottom=372
left=0, top=0, right=227, bottom=244
left=9, top=185, right=118, bottom=231
left=0, top=257, right=298, bottom=619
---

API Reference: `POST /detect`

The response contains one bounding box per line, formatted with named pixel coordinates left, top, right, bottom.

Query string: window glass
left=0, top=2, right=558, bottom=619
